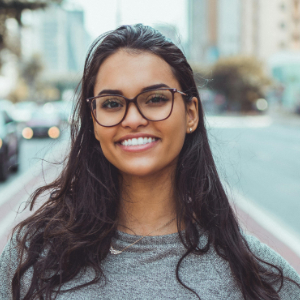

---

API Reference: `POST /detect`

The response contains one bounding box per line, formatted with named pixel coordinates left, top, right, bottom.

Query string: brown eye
left=102, top=100, right=123, bottom=109
left=146, top=95, right=169, bottom=104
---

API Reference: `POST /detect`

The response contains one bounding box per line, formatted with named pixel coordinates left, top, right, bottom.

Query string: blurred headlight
left=48, top=126, right=60, bottom=139
left=0, top=138, right=2, bottom=149
left=22, top=127, right=34, bottom=139
left=256, top=98, right=268, bottom=111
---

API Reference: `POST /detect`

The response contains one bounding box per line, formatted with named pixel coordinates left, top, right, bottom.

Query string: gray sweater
left=1, top=231, right=300, bottom=299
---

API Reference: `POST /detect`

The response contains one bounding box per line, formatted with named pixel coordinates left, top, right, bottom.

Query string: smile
left=120, top=137, right=158, bottom=146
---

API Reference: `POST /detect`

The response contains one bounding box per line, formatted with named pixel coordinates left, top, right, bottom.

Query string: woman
left=1, top=24, right=300, bottom=300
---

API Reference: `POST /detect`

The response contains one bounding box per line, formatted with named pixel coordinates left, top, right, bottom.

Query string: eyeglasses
left=86, top=88, right=188, bottom=127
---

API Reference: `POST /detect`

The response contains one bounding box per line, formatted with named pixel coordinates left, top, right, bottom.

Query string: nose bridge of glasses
left=123, top=96, right=146, bottom=120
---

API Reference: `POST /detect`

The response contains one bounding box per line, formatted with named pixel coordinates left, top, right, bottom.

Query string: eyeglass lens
left=91, top=89, right=173, bottom=126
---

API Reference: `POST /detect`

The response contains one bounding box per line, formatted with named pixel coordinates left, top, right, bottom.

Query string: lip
left=116, top=133, right=160, bottom=144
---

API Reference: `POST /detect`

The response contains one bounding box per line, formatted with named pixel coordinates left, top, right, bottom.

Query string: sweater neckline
left=114, top=230, right=182, bottom=246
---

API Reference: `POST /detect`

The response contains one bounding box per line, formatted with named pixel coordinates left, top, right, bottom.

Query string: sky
left=69, top=0, right=188, bottom=42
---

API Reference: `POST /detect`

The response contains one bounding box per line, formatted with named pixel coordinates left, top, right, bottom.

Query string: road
left=207, top=116, right=300, bottom=234
left=0, top=129, right=68, bottom=190
left=0, top=127, right=69, bottom=250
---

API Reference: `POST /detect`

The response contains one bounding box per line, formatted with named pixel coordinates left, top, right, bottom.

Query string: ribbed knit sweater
left=1, top=231, right=300, bottom=299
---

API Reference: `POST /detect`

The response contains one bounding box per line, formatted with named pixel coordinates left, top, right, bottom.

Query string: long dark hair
left=11, top=24, right=299, bottom=300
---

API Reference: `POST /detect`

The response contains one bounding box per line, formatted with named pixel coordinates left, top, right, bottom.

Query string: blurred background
left=0, top=0, right=299, bottom=270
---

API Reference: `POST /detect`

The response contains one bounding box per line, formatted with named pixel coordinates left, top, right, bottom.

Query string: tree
left=21, top=53, right=43, bottom=100
left=210, top=56, right=272, bottom=112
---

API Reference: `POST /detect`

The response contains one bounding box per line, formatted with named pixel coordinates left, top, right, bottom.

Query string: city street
left=0, top=127, right=69, bottom=251
left=207, top=115, right=300, bottom=234
left=206, top=115, right=300, bottom=272
left=0, top=115, right=299, bottom=271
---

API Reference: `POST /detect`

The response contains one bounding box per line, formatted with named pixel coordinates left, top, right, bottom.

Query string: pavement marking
left=227, top=185, right=300, bottom=257
left=0, top=139, right=69, bottom=207
left=206, top=116, right=273, bottom=128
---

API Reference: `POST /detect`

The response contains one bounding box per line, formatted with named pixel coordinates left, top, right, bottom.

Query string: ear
left=186, top=97, right=199, bottom=134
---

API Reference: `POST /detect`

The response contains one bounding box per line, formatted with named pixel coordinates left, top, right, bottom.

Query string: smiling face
left=92, top=49, right=198, bottom=178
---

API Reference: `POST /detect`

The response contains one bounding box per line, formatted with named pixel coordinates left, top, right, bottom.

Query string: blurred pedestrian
left=1, top=24, right=300, bottom=300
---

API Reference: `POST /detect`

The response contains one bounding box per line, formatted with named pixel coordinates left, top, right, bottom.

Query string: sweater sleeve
left=0, top=237, right=20, bottom=300
left=244, top=233, right=300, bottom=299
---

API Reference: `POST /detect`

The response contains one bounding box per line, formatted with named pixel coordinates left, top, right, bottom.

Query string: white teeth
left=121, top=137, right=157, bottom=146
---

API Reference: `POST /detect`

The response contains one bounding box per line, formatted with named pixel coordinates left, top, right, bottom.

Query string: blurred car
left=48, top=101, right=73, bottom=123
left=0, top=99, right=15, bottom=113
left=22, top=110, right=61, bottom=139
left=0, top=108, right=20, bottom=181
left=12, top=101, right=38, bottom=123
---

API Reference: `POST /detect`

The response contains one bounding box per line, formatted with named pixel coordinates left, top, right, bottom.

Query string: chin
left=120, top=167, right=159, bottom=177
left=118, top=160, right=177, bottom=178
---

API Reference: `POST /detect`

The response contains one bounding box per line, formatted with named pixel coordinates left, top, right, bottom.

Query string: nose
left=121, top=102, right=148, bottom=129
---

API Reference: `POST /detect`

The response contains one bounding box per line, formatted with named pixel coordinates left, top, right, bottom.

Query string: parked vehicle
left=50, top=101, right=73, bottom=124
left=12, top=101, right=38, bottom=123
left=22, top=110, right=61, bottom=139
left=0, top=109, right=20, bottom=181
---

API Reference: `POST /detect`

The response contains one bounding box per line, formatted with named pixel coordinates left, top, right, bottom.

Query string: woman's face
left=93, top=49, right=198, bottom=177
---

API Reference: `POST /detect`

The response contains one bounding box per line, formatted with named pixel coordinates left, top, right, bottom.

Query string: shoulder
left=0, top=234, right=20, bottom=272
left=0, top=233, right=33, bottom=300
left=0, top=235, right=20, bottom=299
left=243, top=233, right=298, bottom=275
left=243, top=233, right=300, bottom=298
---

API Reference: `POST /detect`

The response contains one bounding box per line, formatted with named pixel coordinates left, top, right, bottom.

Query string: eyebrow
left=97, top=83, right=170, bottom=96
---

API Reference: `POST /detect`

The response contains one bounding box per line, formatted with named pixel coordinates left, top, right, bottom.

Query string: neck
left=118, top=169, right=178, bottom=236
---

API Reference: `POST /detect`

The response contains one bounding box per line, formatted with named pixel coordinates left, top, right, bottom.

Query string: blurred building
left=188, top=0, right=300, bottom=111
left=218, top=0, right=241, bottom=57
left=21, top=5, right=91, bottom=82
left=243, top=0, right=300, bottom=111
left=241, top=0, right=300, bottom=60
left=188, top=0, right=300, bottom=64
left=188, top=0, right=219, bottom=64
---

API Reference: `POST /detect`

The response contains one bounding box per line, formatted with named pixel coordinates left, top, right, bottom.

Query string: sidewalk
left=268, top=110, right=300, bottom=127
left=234, top=202, right=300, bottom=274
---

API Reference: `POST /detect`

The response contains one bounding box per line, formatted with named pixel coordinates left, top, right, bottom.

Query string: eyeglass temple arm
left=176, top=90, right=192, bottom=101
left=177, top=91, right=187, bottom=96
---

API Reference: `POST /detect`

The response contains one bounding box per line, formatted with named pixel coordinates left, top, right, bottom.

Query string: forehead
left=94, top=49, right=180, bottom=96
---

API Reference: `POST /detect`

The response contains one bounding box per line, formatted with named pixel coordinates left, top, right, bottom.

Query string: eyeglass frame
left=86, top=88, right=189, bottom=127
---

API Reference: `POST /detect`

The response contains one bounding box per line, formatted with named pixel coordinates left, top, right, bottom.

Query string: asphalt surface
left=207, top=116, right=300, bottom=234
left=0, top=128, right=69, bottom=190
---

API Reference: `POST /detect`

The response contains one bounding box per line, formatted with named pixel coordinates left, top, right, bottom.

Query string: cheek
left=163, top=110, right=187, bottom=154
left=93, top=123, right=115, bottom=153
